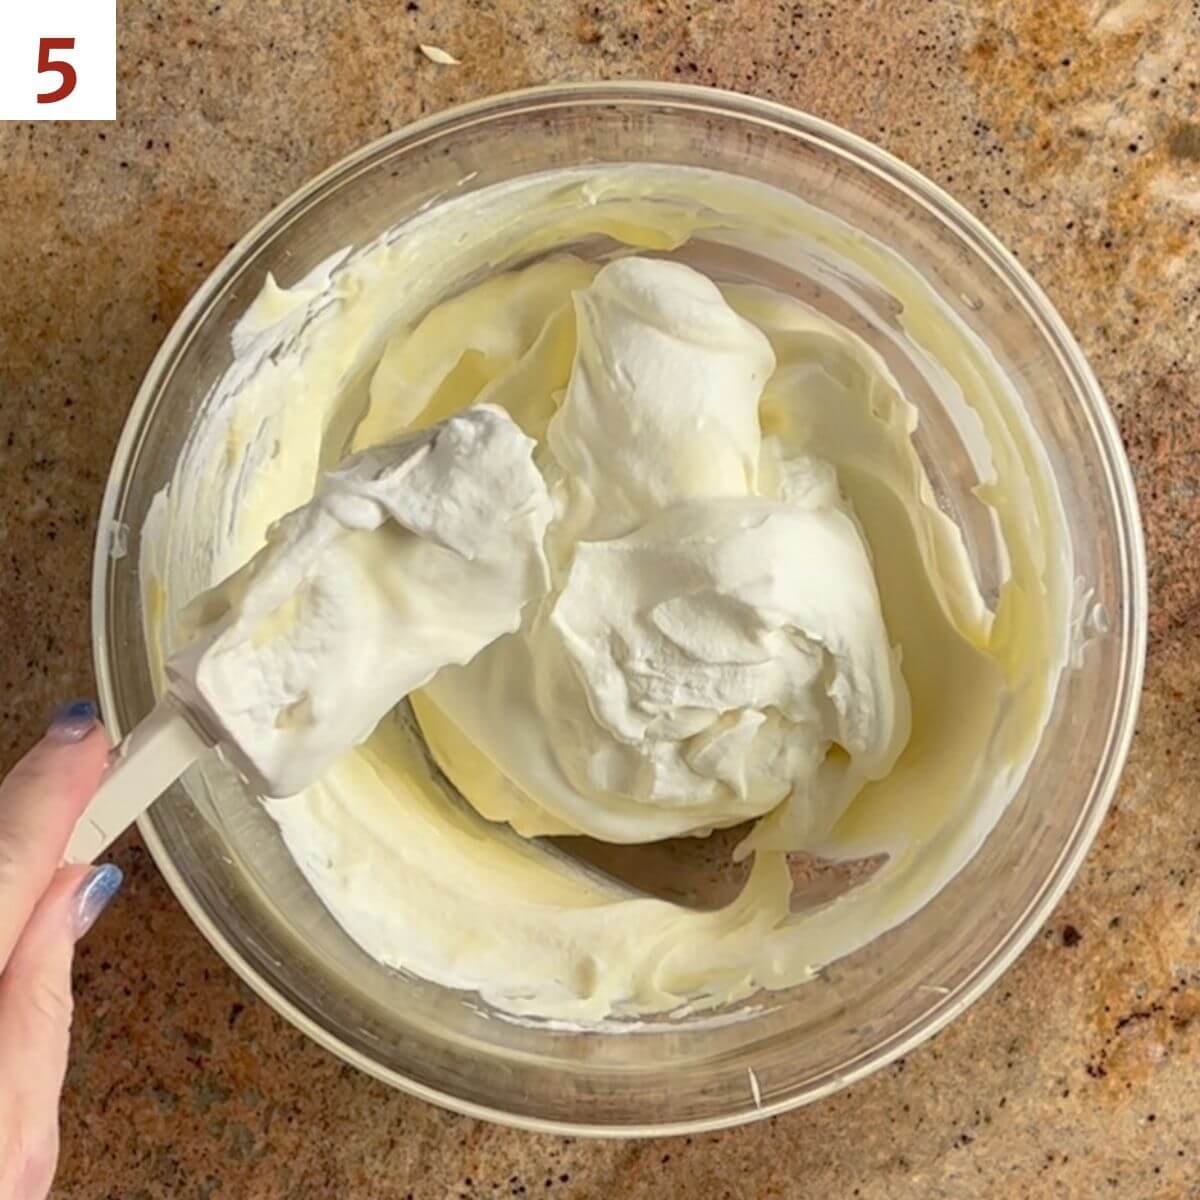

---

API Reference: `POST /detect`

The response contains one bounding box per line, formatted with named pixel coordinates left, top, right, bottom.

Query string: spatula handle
left=64, top=695, right=211, bottom=864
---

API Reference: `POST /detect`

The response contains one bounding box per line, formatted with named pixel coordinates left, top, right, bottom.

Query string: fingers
left=0, top=862, right=123, bottom=1200
left=0, top=705, right=121, bottom=1200
left=0, top=867, right=89, bottom=1120
left=0, top=704, right=110, bottom=970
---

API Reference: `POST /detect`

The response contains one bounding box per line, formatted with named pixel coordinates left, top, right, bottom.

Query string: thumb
left=0, top=864, right=123, bottom=1198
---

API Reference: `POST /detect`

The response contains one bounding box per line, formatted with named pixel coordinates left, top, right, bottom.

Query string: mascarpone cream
left=142, top=164, right=1071, bottom=1022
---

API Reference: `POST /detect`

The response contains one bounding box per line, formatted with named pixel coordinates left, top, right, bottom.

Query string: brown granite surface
left=2, top=0, right=1198, bottom=1195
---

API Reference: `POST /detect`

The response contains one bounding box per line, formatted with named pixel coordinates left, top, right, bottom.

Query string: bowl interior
left=94, top=86, right=1144, bottom=1134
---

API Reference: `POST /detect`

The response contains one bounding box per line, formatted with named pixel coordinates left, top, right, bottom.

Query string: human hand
left=0, top=703, right=123, bottom=1200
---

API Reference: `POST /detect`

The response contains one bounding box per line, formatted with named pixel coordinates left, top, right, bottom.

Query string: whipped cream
left=165, top=406, right=550, bottom=796
left=425, top=259, right=908, bottom=848
left=142, top=164, right=1071, bottom=1022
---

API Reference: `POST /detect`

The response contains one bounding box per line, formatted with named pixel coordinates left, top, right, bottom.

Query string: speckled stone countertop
left=2, top=0, right=1198, bottom=1195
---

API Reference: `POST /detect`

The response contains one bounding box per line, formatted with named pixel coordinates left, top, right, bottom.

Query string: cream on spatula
left=65, top=405, right=552, bottom=863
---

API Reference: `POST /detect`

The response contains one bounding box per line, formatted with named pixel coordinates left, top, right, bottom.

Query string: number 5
left=37, top=37, right=77, bottom=104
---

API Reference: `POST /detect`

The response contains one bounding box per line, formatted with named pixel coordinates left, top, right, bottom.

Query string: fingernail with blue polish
left=72, top=863, right=123, bottom=939
left=49, top=700, right=98, bottom=743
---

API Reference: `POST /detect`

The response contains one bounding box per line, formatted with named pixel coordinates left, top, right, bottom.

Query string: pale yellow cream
left=142, top=165, right=1071, bottom=1023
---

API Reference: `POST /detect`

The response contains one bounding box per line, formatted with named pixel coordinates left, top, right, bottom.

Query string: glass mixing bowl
left=93, top=83, right=1146, bottom=1135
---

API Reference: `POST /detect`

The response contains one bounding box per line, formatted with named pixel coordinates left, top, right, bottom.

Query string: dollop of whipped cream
left=166, top=406, right=551, bottom=796
left=426, top=259, right=909, bottom=849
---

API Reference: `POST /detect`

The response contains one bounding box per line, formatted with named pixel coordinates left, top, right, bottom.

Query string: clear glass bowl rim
left=91, top=81, right=1148, bottom=1137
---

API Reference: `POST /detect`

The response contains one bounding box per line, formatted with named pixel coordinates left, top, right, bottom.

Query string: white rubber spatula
left=65, top=405, right=551, bottom=864
left=64, top=697, right=212, bottom=863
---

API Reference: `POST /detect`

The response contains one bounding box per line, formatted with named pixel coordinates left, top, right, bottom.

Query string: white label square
left=0, top=0, right=116, bottom=120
